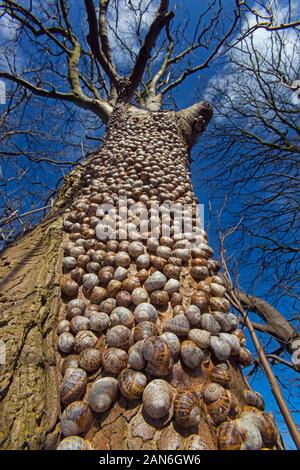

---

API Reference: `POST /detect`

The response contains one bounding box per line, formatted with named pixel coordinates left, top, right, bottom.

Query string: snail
left=210, top=335, right=231, bottom=361
left=106, top=325, right=132, bottom=350
left=203, top=383, right=225, bottom=404
left=211, top=364, right=232, bottom=386
left=74, top=330, right=98, bottom=354
left=163, top=264, right=181, bottom=280
left=237, top=347, right=252, bottom=367
left=260, top=412, right=278, bottom=448
left=122, top=275, right=140, bottom=292
left=170, top=292, right=183, bottom=307
left=131, top=287, right=149, bottom=305
left=210, top=282, right=227, bottom=297
left=56, top=436, right=94, bottom=450
left=61, top=355, right=79, bottom=375
left=188, top=329, right=211, bottom=349
left=78, top=348, right=102, bottom=372
left=102, top=347, right=128, bottom=375
left=70, top=316, right=90, bottom=334
left=100, top=298, right=117, bottom=314
left=243, top=390, right=265, bottom=411
left=218, top=421, right=246, bottom=450
left=232, top=329, right=246, bottom=346
left=206, top=390, right=231, bottom=425
left=190, top=292, right=209, bottom=311
left=160, top=332, right=181, bottom=362
left=142, top=379, right=173, bottom=419
left=174, top=391, right=201, bottom=427
left=200, top=314, right=221, bottom=335
left=236, top=419, right=263, bottom=450
left=57, top=320, right=71, bottom=335
left=181, top=435, right=209, bottom=450
left=185, top=305, right=201, bottom=327
left=113, top=266, right=128, bottom=281
left=63, top=256, right=78, bottom=271
left=82, top=273, right=99, bottom=290
left=110, top=307, right=135, bottom=329
left=116, top=290, right=132, bottom=307
left=90, top=286, right=107, bottom=304
left=128, top=340, right=146, bottom=370
left=209, top=297, right=230, bottom=313
left=136, top=254, right=151, bottom=270
left=150, top=290, right=169, bottom=308
left=58, top=332, right=74, bottom=354
left=118, top=368, right=147, bottom=400
left=128, top=241, right=145, bottom=258
left=61, top=277, right=79, bottom=298
left=89, top=312, right=111, bottom=332
left=144, top=271, right=167, bottom=292
left=163, top=279, right=180, bottom=295
left=60, top=401, right=93, bottom=437
left=180, top=340, right=204, bottom=369
left=133, top=321, right=159, bottom=342
left=60, top=367, right=87, bottom=405
left=115, top=251, right=131, bottom=268
left=106, top=279, right=122, bottom=298
left=143, top=336, right=172, bottom=377
left=190, top=266, right=209, bottom=281
left=87, top=377, right=118, bottom=413
left=134, top=303, right=158, bottom=323
left=163, top=314, right=190, bottom=337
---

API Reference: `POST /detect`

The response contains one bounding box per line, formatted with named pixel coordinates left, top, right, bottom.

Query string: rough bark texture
left=0, top=103, right=280, bottom=450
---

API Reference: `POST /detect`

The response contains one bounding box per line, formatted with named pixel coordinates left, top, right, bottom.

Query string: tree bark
left=0, top=102, right=281, bottom=450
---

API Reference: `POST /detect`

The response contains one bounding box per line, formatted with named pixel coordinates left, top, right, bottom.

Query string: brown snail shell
left=164, top=279, right=180, bottom=295
left=60, top=367, right=87, bottom=405
left=78, top=348, right=102, bottom=372
left=71, top=267, right=85, bottom=284
left=218, top=421, right=246, bottom=450
left=203, top=383, right=225, bottom=404
left=243, top=390, right=265, bottom=410
left=131, top=287, right=149, bottom=305
left=209, top=297, right=230, bottom=313
left=163, top=314, right=190, bottom=337
left=57, top=320, right=71, bottom=335
left=181, top=435, right=209, bottom=450
left=122, top=275, right=140, bottom=292
left=180, top=340, right=204, bottom=369
left=118, top=368, right=147, bottom=401
left=106, top=279, right=122, bottom=298
left=67, top=299, right=85, bottom=315
left=74, top=331, right=98, bottom=354
left=174, top=391, right=201, bottom=427
left=89, top=312, right=111, bottom=332
left=211, top=364, right=232, bottom=386
left=106, top=325, right=132, bottom=350
left=237, top=347, right=252, bottom=366
left=150, top=290, right=169, bottom=308
left=110, top=307, right=135, bottom=329
left=61, top=277, right=79, bottom=298
left=115, top=251, right=131, bottom=268
left=160, top=332, right=181, bottom=362
left=188, top=329, right=211, bottom=349
left=90, top=286, right=107, bottom=304
left=102, top=347, right=128, bottom=375
left=134, top=303, right=158, bottom=323
left=70, top=316, right=90, bottom=334
left=61, top=401, right=93, bottom=437
left=128, top=340, right=146, bottom=370
left=115, top=290, right=132, bottom=307
left=232, top=329, right=246, bottom=346
left=61, top=354, right=79, bottom=375
left=98, top=267, right=114, bottom=287
left=136, top=269, right=149, bottom=283
left=58, top=332, right=74, bottom=354
left=190, top=266, right=209, bottom=281
left=150, top=255, right=168, bottom=271
left=163, top=263, right=181, bottom=280
left=260, top=412, right=278, bottom=448
left=185, top=305, right=201, bottom=327
left=190, top=292, right=209, bottom=311
left=207, top=390, right=231, bottom=425
left=142, top=379, right=173, bottom=419
left=87, top=377, right=118, bottom=413
left=143, top=336, right=172, bottom=377
left=82, top=273, right=99, bottom=290
left=57, top=436, right=94, bottom=450
left=133, top=321, right=159, bottom=342
left=99, top=298, right=116, bottom=314
left=170, top=292, right=183, bottom=307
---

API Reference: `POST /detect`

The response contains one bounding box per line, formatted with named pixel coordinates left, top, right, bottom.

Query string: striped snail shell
left=90, top=286, right=107, bottom=304
left=209, top=297, right=230, bottom=313
left=144, top=271, right=167, bottom=292
left=70, top=316, right=90, bottom=334
left=100, top=298, right=116, bottom=314
left=237, top=347, right=252, bottom=367
left=185, top=305, right=201, bottom=327
left=110, top=307, right=135, bottom=328
left=58, top=332, right=74, bottom=354
left=61, top=277, right=79, bottom=298
left=163, top=279, right=180, bottom=295
left=57, top=436, right=94, bottom=450
left=61, top=401, right=93, bottom=437
left=87, top=377, right=118, bottom=413
left=149, top=290, right=169, bottom=308
left=61, top=354, right=79, bottom=375
left=260, top=413, right=278, bottom=448
left=116, top=290, right=132, bottom=307
left=143, top=336, right=172, bottom=377
left=180, top=340, right=204, bottom=369
left=181, top=435, right=208, bottom=450
left=128, top=340, right=146, bottom=370
left=74, top=331, right=98, bottom=354
left=67, top=299, right=86, bottom=316
left=89, top=312, right=111, bottom=332
left=131, top=287, right=149, bottom=305
left=218, top=421, right=246, bottom=450
left=236, top=420, right=263, bottom=450
left=57, top=320, right=71, bottom=335
left=243, top=390, right=265, bottom=411
left=206, top=390, right=231, bottom=425
left=134, top=303, right=158, bottom=323
left=200, top=314, right=221, bottom=335
left=106, top=325, right=132, bottom=351
left=174, top=391, right=201, bottom=427
left=188, top=329, right=211, bottom=349
left=102, top=347, right=128, bottom=375
left=118, top=368, right=147, bottom=401
left=142, top=379, right=173, bottom=419
left=211, top=364, right=232, bottom=386
left=190, top=266, right=209, bottom=281
left=163, top=263, right=181, bottom=280
left=82, top=304, right=99, bottom=319
left=60, top=367, right=87, bottom=405
left=156, top=246, right=172, bottom=259
left=163, top=314, right=190, bottom=337
left=232, top=329, right=246, bottom=346
left=219, top=332, right=240, bottom=356
left=82, top=273, right=99, bottom=290
left=78, top=348, right=102, bottom=372
left=133, top=321, right=159, bottom=342
left=160, top=332, right=180, bottom=362
left=210, top=336, right=231, bottom=361
left=203, top=383, right=225, bottom=404
left=210, top=282, right=226, bottom=297
left=136, top=254, right=151, bottom=270
left=190, top=292, right=209, bottom=311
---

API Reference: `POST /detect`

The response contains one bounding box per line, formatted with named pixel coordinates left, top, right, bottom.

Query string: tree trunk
left=0, top=102, right=280, bottom=450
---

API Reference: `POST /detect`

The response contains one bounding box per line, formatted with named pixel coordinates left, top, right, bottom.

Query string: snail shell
left=243, top=390, right=265, bottom=410
left=210, top=336, right=231, bottom=361
left=185, top=305, right=201, bottom=327
left=63, top=256, right=77, bottom=271
left=115, top=251, right=131, bottom=268
left=143, top=336, right=172, bottom=377
left=58, top=332, right=74, bottom=354
left=232, top=329, right=246, bottom=346
left=190, top=266, right=209, bottom=281
left=150, top=290, right=169, bottom=308
left=116, top=290, right=132, bottom=307
left=180, top=340, right=204, bottom=369
left=188, top=329, right=211, bottom=349
left=118, top=368, right=147, bottom=400
left=174, top=391, right=201, bottom=427
left=210, top=282, right=227, bottom=297
left=200, top=314, right=221, bottom=334
left=82, top=273, right=99, bottom=290
left=128, top=241, right=145, bottom=258
left=61, top=354, right=79, bottom=375
left=67, top=299, right=85, bottom=315
left=102, top=347, right=128, bottom=375
left=100, top=298, right=116, bottom=314
left=128, top=340, right=146, bottom=370
left=110, top=307, right=135, bottom=329
left=70, top=316, right=90, bottom=334
left=57, top=320, right=71, bottom=335
left=89, top=312, right=111, bottom=332
left=203, top=383, right=225, bottom=404
left=131, top=287, right=149, bottom=305
left=133, top=321, right=159, bottom=342
left=190, top=292, right=209, bottom=311
left=74, top=331, right=98, bottom=354
left=60, top=367, right=87, bottom=405
left=61, top=277, right=79, bottom=298
left=106, top=325, right=132, bottom=350
left=134, top=303, right=158, bottom=323
left=163, top=279, right=180, bottom=295
left=236, top=420, right=263, bottom=450
left=181, top=435, right=208, bottom=450
left=207, top=390, right=231, bottom=425
left=142, top=379, right=173, bottom=419
left=61, top=401, right=93, bottom=437
left=90, top=286, right=107, bottom=304
left=136, top=254, right=151, bottom=270
left=163, top=264, right=181, bottom=280
left=218, top=421, right=246, bottom=450
left=57, top=436, right=93, bottom=450
left=144, top=271, right=167, bottom=292
left=237, top=347, right=252, bottom=366
left=122, top=275, right=140, bottom=292
left=260, top=412, right=278, bottom=448
left=210, top=297, right=230, bottom=313
left=160, top=332, right=181, bottom=362
left=211, top=364, right=232, bottom=386
left=78, top=348, right=102, bottom=372
left=163, top=314, right=190, bottom=337
left=113, top=266, right=128, bottom=281
left=87, top=377, right=118, bottom=413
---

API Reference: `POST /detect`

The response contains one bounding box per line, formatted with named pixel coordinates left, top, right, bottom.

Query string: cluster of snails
left=55, top=106, right=278, bottom=451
